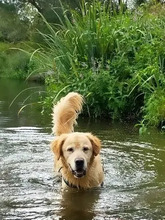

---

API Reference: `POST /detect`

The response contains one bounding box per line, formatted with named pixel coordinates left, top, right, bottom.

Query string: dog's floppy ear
left=86, top=133, right=101, bottom=156
left=51, top=134, right=67, bottom=160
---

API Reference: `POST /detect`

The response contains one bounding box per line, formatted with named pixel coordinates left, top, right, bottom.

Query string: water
left=0, top=79, right=165, bottom=220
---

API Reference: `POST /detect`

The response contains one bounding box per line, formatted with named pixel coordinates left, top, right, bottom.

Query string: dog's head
left=51, top=132, right=101, bottom=178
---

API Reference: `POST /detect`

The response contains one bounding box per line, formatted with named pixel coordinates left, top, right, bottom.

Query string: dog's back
left=52, top=92, right=83, bottom=136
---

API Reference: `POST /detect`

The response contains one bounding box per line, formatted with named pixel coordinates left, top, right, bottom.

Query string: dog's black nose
left=75, top=158, right=84, bottom=169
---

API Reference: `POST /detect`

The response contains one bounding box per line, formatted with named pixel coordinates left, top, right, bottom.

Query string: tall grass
left=31, top=1, right=165, bottom=130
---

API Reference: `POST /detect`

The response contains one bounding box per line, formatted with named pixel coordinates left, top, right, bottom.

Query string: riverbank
left=0, top=42, right=31, bottom=80
left=32, top=2, right=165, bottom=131
left=1, top=2, right=165, bottom=131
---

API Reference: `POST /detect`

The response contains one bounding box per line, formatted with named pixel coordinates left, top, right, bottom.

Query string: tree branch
left=27, top=0, right=42, bottom=13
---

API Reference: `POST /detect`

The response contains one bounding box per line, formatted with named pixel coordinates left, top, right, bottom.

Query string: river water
left=0, top=79, right=165, bottom=220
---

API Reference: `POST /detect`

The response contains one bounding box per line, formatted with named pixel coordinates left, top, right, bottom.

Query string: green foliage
left=0, top=42, right=35, bottom=79
left=0, top=3, right=28, bottom=42
left=29, top=1, right=165, bottom=129
left=143, top=90, right=165, bottom=127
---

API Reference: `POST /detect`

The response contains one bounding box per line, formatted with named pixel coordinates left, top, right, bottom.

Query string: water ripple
left=1, top=126, right=165, bottom=219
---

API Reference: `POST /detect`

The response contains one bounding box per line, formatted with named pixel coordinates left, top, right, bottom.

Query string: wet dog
left=51, top=92, right=104, bottom=189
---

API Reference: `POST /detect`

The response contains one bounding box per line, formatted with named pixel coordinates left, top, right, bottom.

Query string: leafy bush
left=0, top=42, right=35, bottom=79
left=31, top=1, right=165, bottom=129
left=143, top=90, right=165, bottom=127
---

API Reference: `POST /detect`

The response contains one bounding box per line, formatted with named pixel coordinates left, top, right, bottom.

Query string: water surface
left=0, top=79, right=165, bottom=220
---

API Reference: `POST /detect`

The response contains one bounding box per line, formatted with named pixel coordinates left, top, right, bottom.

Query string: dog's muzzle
left=70, top=158, right=86, bottom=178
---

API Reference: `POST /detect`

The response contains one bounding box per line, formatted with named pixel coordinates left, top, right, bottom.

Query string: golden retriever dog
left=51, top=92, right=104, bottom=189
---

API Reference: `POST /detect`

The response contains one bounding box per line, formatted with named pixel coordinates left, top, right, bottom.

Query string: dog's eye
left=83, top=147, right=89, bottom=152
left=67, top=147, right=74, bottom=152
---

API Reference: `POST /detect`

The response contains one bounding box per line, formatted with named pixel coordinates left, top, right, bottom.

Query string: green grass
left=29, top=1, right=165, bottom=131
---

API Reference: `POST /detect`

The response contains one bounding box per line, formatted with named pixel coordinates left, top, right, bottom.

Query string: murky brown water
left=0, top=79, right=165, bottom=220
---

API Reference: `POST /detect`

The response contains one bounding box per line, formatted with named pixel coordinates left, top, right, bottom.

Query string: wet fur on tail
left=52, top=92, right=83, bottom=136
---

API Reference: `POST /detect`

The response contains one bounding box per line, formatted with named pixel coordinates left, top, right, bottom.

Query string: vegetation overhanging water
left=0, top=1, right=165, bottom=132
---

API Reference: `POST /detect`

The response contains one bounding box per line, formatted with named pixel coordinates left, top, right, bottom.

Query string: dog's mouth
left=69, top=164, right=86, bottom=178
left=72, top=169, right=86, bottom=178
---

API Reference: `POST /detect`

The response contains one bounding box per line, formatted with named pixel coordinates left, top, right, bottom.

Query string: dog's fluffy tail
left=52, top=92, right=83, bottom=136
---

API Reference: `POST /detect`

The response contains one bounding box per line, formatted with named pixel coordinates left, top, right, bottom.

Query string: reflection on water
left=0, top=79, right=165, bottom=219
left=59, top=189, right=101, bottom=220
left=0, top=78, right=48, bottom=128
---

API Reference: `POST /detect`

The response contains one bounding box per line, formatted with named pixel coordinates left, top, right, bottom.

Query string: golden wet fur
left=51, top=92, right=104, bottom=189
